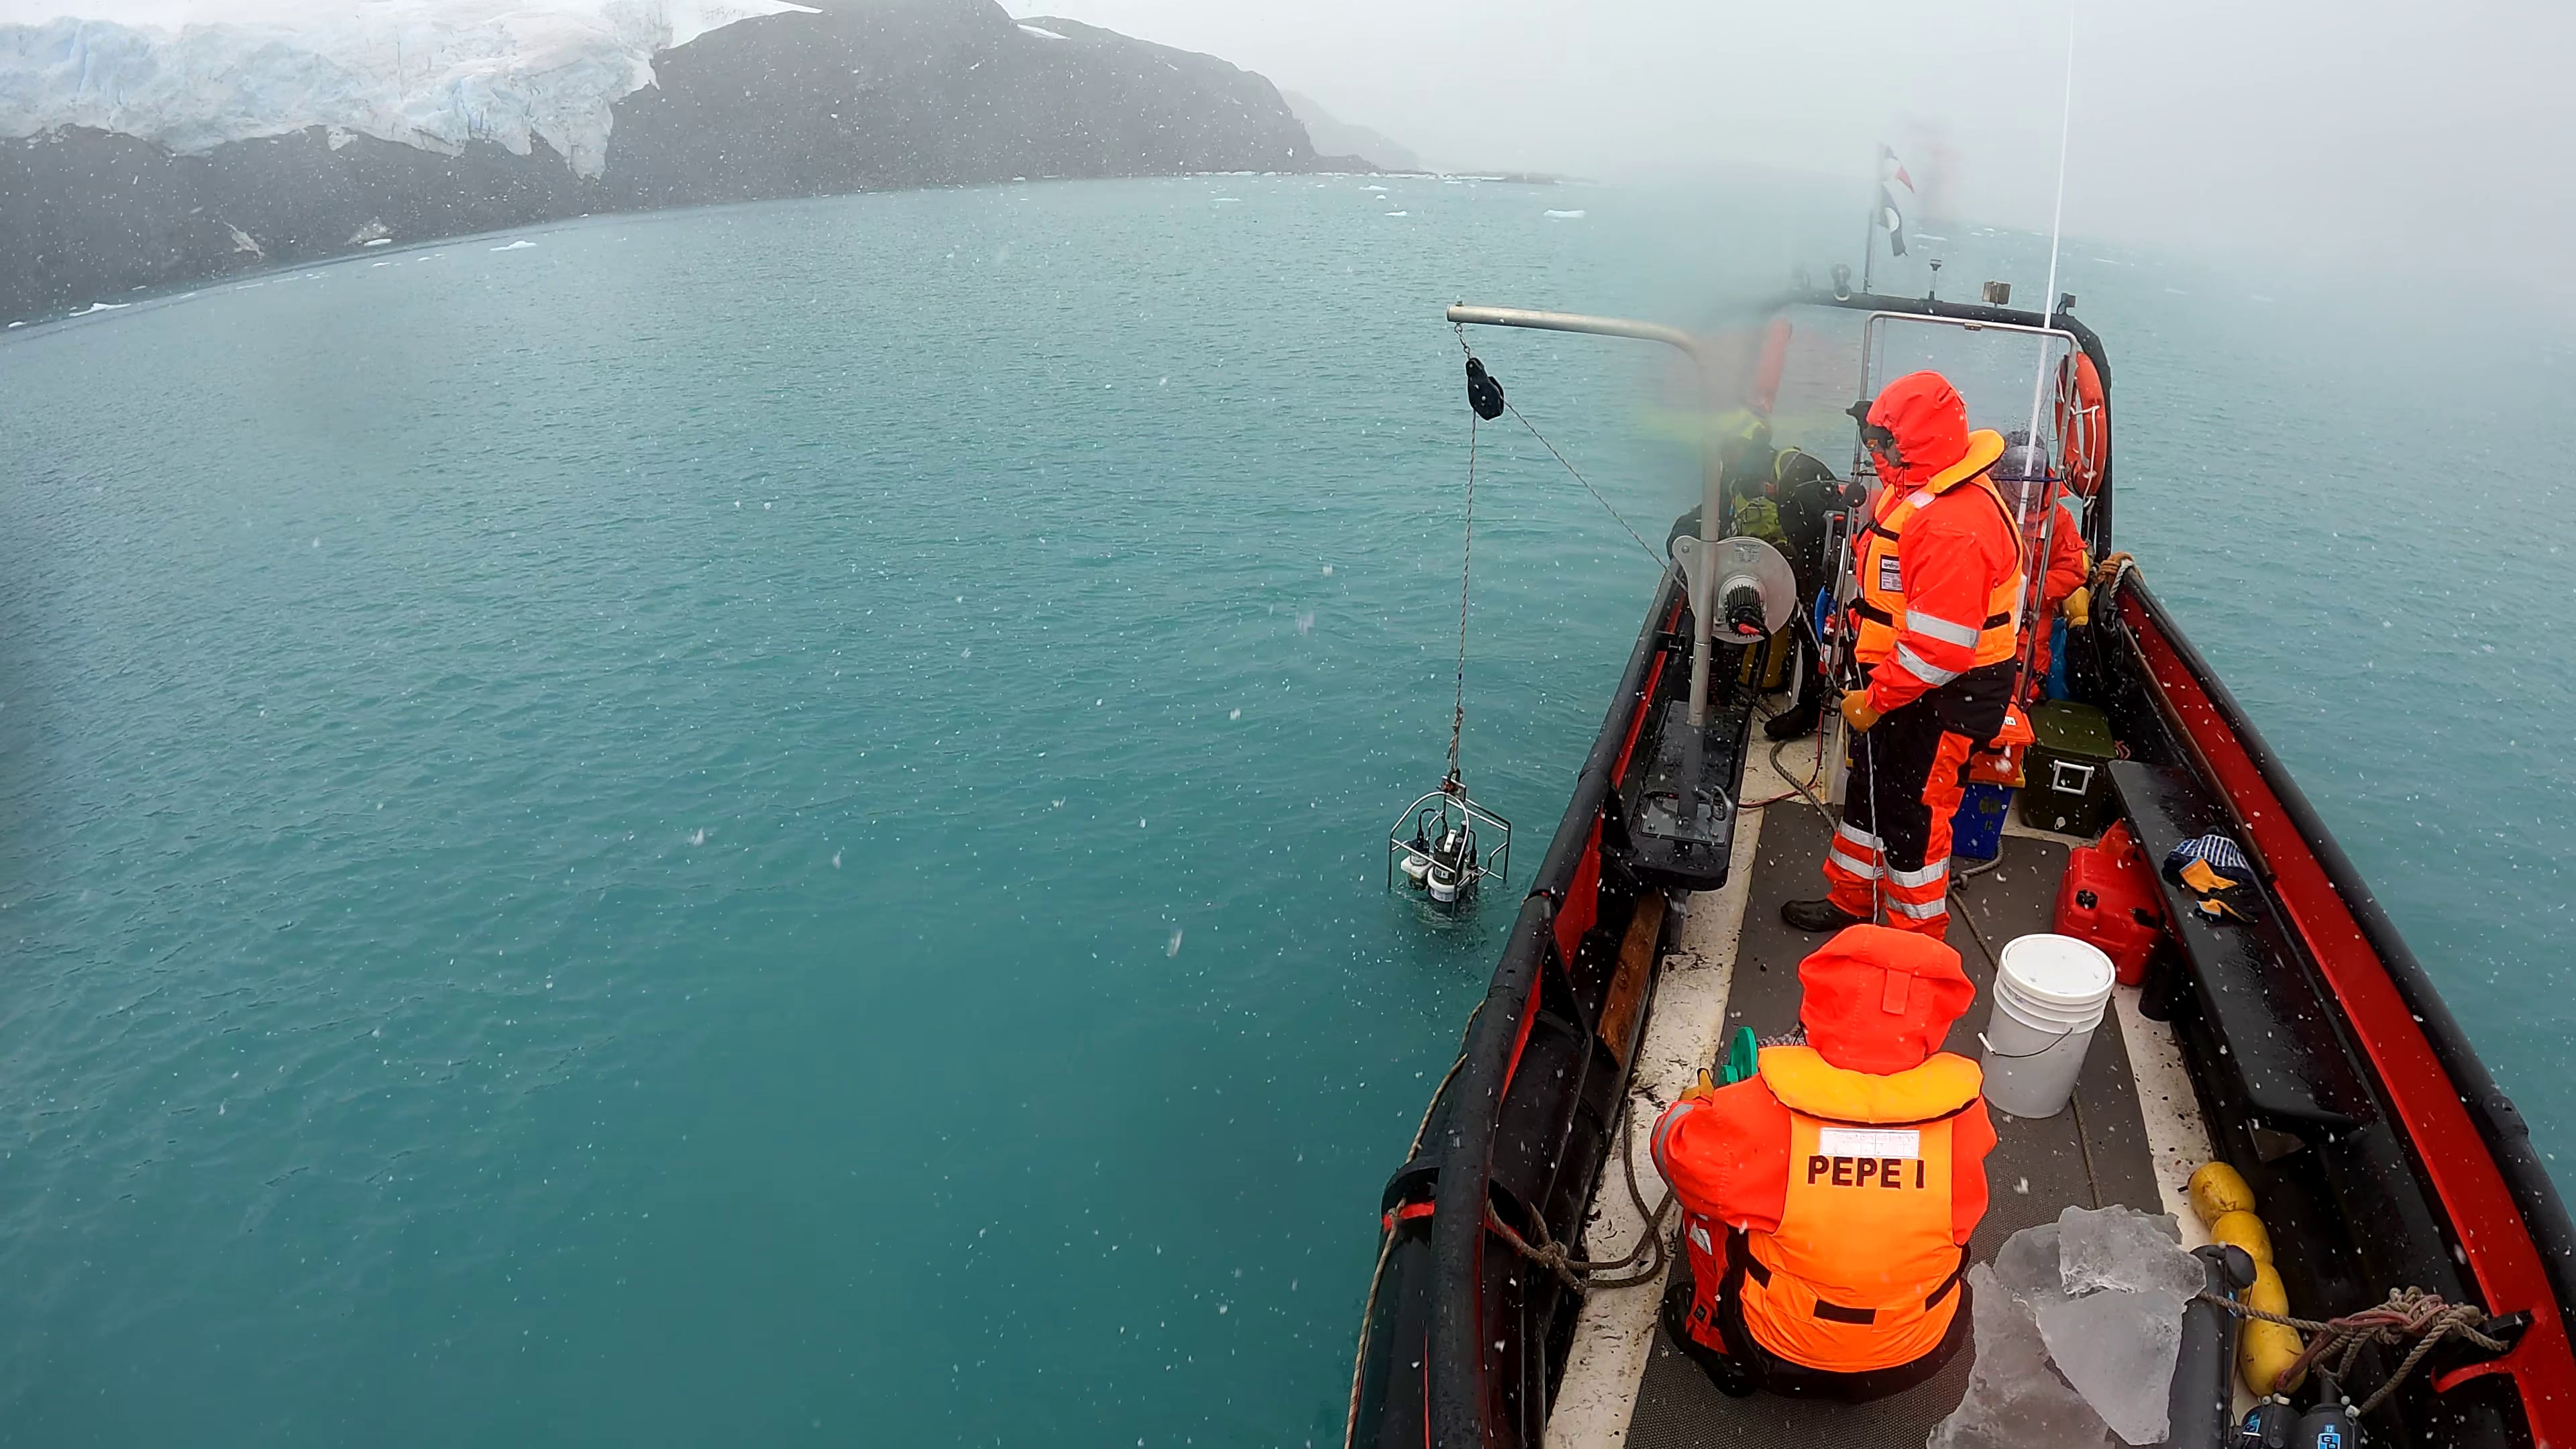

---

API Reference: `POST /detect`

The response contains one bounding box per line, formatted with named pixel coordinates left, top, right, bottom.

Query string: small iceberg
left=1362, top=184, right=1389, bottom=192
left=1018, top=22, right=1067, bottom=39
left=72, top=301, right=131, bottom=315
left=1384, top=211, right=1409, bottom=217
left=362, top=237, right=392, bottom=248
left=491, top=239, right=538, bottom=252
left=1545, top=209, right=1587, bottom=219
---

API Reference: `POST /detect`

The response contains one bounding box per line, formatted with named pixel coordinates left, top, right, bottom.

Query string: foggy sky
left=1014, top=0, right=2575, bottom=284
left=10, top=0, right=2567, bottom=283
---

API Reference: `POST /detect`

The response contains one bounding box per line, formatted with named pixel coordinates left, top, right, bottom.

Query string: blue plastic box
left=1951, top=782, right=2015, bottom=862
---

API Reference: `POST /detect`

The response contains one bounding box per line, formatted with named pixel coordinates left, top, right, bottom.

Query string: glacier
left=0, top=0, right=819, bottom=177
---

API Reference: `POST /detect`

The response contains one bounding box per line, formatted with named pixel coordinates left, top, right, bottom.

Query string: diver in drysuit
left=1666, top=418, right=1862, bottom=739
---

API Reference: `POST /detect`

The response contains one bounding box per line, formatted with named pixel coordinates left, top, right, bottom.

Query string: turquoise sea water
left=1, top=175, right=2567, bottom=1445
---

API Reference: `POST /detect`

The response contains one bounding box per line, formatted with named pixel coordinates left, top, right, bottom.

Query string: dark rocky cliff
left=0, top=0, right=1341, bottom=325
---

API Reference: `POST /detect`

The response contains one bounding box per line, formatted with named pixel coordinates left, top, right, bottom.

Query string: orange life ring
left=2053, top=351, right=2108, bottom=496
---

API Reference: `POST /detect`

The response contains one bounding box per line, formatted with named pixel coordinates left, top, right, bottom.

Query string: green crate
left=2017, top=701, right=2117, bottom=838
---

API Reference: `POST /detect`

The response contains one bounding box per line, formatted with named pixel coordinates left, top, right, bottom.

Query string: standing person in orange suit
left=1782, top=372, right=2026, bottom=938
left=1994, top=434, right=2090, bottom=702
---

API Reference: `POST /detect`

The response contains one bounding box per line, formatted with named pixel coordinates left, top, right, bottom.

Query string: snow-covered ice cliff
left=0, top=0, right=817, bottom=176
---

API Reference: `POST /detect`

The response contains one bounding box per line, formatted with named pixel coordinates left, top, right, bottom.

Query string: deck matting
left=1622, top=806, right=2163, bottom=1449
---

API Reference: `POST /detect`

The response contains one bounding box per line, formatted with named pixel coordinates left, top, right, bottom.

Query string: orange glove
left=1840, top=692, right=1884, bottom=733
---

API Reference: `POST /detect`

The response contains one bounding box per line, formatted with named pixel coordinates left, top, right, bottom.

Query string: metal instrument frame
left=1385, top=788, right=1513, bottom=906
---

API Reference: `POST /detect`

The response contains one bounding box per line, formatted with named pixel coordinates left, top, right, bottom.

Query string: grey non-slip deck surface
left=1623, top=806, right=2162, bottom=1449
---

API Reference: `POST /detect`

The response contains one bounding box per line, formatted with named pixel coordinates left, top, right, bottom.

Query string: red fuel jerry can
left=2054, top=820, right=2165, bottom=985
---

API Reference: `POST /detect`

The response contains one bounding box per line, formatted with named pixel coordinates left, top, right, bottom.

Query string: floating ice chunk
left=1928, top=1263, right=2117, bottom=1449
left=1017, top=22, right=1067, bottom=39
left=1295, top=612, right=1315, bottom=635
left=1544, top=209, right=1587, bottom=219
left=363, top=237, right=393, bottom=247
left=2059, top=1205, right=2203, bottom=1299
left=688, top=828, right=706, bottom=846
left=2037, top=1287, right=2184, bottom=1444
left=1362, top=184, right=1389, bottom=192
left=1167, top=928, right=1183, bottom=957
left=491, top=239, right=538, bottom=251
left=1384, top=211, right=1409, bottom=217
left=72, top=301, right=131, bottom=315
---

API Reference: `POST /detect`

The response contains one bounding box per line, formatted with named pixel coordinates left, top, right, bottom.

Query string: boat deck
left=1545, top=735, right=2217, bottom=1448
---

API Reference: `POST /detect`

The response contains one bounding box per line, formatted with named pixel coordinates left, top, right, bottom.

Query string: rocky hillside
left=0, top=0, right=1351, bottom=324
left=1284, top=91, right=1424, bottom=174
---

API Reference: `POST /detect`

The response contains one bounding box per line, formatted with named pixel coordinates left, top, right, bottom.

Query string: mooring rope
left=1501, top=401, right=1663, bottom=567
left=2194, top=1286, right=2507, bottom=1415
left=1482, top=1099, right=1678, bottom=1292
left=1449, top=411, right=1477, bottom=784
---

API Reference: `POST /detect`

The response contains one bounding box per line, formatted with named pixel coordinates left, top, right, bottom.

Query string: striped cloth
left=2163, top=833, right=2255, bottom=888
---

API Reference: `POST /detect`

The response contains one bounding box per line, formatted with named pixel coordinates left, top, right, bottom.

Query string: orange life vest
left=1849, top=431, right=2025, bottom=671
left=1733, top=1044, right=1984, bottom=1373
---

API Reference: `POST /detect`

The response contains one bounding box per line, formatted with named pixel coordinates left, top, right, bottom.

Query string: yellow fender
left=2210, top=1210, right=2274, bottom=1267
left=2188, top=1161, right=2257, bottom=1224
left=2240, top=1319, right=2306, bottom=1397
left=2192, top=1161, right=2302, bottom=1397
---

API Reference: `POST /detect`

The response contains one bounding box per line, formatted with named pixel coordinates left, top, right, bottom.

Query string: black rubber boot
left=1763, top=695, right=1823, bottom=741
left=1780, top=898, right=1868, bottom=934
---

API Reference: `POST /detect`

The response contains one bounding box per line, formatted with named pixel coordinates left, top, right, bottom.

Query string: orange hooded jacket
left=1851, top=373, right=2026, bottom=716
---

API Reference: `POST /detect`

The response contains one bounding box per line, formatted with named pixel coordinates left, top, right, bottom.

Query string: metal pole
left=1443, top=305, right=1726, bottom=729
left=1862, top=142, right=1885, bottom=296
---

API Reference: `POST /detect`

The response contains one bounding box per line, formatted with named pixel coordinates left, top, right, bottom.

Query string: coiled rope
left=1482, top=1104, right=1678, bottom=1293
left=2196, top=1286, right=2508, bottom=1416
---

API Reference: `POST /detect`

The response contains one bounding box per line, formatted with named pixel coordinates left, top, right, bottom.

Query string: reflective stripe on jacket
left=1852, top=432, right=2028, bottom=715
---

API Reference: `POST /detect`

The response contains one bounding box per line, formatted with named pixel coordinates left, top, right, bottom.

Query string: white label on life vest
left=1877, top=555, right=1902, bottom=593
left=1818, top=1126, right=1921, bottom=1159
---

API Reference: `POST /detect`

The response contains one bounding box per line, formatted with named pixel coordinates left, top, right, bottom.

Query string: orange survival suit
left=1652, top=926, right=1997, bottom=1400
left=1811, top=372, right=2026, bottom=937
left=1993, top=441, right=2090, bottom=702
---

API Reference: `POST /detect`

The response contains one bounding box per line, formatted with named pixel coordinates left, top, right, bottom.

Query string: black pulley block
left=1465, top=358, right=1505, bottom=421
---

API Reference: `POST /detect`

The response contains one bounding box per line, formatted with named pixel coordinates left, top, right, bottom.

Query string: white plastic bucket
left=1980, top=933, right=2117, bottom=1120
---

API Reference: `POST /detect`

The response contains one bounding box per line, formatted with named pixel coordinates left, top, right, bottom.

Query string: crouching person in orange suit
left=1650, top=925, right=1998, bottom=1400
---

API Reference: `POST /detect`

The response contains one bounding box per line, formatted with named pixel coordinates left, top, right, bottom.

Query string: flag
left=1876, top=145, right=1913, bottom=258
left=1878, top=144, right=1916, bottom=196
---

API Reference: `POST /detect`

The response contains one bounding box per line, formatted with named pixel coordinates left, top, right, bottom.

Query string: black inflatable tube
left=1424, top=570, right=1678, bottom=1444
left=2128, top=578, right=2576, bottom=1315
